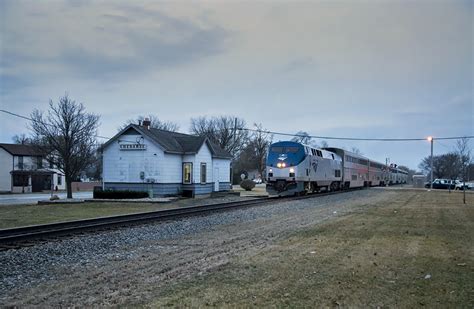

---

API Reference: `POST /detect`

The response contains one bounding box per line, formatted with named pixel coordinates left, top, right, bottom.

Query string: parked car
left=424, top=179, right=459, bottom=189
left=455, top=182, right=473, bottom=190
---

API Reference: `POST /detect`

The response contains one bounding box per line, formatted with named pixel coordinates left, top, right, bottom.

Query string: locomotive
left=265, top=141, right=407, bottom=196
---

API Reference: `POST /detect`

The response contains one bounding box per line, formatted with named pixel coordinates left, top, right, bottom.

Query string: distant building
left=102, top=122, right=232, bottom=197
left=0, top=143, right=65, bottom=193
left=412, top=174, right=427, bottom=188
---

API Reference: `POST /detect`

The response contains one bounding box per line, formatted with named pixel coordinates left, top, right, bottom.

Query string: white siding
left=0, top=148, right=12, bottom=192
left=194, top=144, right=213, bottom=184
left=103, top=134, right=165, bottom=183
left=213, top=158, right=231, bottom=183
left=162, top=153, right=182, bottom=183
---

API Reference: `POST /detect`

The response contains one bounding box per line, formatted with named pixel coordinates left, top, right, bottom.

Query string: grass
left=152, top=191, right=474, bottom=307
left=0, top=202, right=179, bottom=229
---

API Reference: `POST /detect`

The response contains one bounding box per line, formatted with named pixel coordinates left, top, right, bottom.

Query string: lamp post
left=427, top=136, right=433, bottom=190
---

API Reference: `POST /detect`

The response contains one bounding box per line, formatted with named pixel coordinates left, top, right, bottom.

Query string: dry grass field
left=153, top=190, right=474, bottom=307
left=0, top=196, right=249, bottom=229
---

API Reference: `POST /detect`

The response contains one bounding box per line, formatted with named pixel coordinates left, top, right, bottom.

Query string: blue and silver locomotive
left=265, top=141, right=406, bottom=196
left=265, top=141, right=343, bottom=195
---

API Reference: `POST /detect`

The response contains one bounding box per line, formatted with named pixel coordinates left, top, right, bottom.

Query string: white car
left=455, top=182, right=473, bottom=190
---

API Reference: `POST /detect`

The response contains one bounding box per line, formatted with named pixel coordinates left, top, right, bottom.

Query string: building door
left=32, top=175, right=51, bottom=192
left=214, top=167, right=219, bottom=191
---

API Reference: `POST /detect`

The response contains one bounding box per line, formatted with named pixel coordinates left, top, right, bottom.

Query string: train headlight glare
left=290, top=168, right=295, bottom=173
left=282, top=163, right=286, bottom=168
left=277, top=162, right=282, bottom=168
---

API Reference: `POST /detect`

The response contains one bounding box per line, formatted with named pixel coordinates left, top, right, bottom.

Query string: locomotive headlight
left=282, top=162, right=286, bottom=168
left=269, top=168, right=273, bottom=173
left=290, top=168, right=295, bottom=173
left=277, top=162, right=282, bottom=168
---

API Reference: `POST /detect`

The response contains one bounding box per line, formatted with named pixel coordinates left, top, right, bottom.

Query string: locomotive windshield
left=267, top=142, right=306, bottom=166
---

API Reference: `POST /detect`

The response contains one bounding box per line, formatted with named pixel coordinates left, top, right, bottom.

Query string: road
left=0, top=192, right=93, bottom=205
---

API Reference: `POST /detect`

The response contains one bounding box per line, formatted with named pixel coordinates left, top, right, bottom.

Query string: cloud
left=1, top=2, right=229, bottom=91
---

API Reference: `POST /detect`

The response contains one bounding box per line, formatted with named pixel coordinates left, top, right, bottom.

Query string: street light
left=427, top=136, right=433, bottom=190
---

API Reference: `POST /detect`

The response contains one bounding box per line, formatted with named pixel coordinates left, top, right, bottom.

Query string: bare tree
left=250, top=123, right=273, bottom=177
left=419, top=152, right=463, bottom=180
left=190, top=116, right=249, bottom=158
left=119, top=115, right=179, bottom=132
left=12, top=133, right=31, bottom=145
left=350, top=147, right=363, bottom=155
left=455, top=138, right=472, bottom=180
left=30, top=94, right=100, bottom=198
left=291, top=131, right=312, bottom=144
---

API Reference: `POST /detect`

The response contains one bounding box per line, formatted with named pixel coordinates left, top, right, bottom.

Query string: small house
left=0, top=143, right=65, bottom=193
left=102, top=122, right=232, bottom=197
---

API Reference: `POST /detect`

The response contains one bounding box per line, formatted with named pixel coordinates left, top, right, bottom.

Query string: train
left=265, top=141, right=407, bottom=195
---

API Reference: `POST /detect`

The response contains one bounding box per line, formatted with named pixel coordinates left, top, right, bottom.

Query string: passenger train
left=266, top=141, right=407, bottom=195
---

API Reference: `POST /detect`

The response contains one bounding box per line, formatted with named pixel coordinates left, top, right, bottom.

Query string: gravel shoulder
left=1, top=189, right=471, bottom=306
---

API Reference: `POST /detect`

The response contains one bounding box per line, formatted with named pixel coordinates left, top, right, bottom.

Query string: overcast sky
left=1, top=0, right=472, bottom=169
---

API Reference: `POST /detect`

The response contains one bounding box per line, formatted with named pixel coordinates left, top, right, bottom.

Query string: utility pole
left=230, top=117, right=237, bottom=186
left=427, top=136, right=433, bottom=190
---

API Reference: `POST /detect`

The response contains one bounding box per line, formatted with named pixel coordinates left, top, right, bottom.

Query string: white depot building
left=102, top=121, right=232, bottom=197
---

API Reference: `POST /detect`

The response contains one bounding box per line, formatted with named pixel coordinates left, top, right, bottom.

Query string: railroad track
left=0, top=190, right=351, bottom=251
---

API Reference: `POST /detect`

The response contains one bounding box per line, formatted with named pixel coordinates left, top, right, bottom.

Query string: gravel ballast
left=0, top=189, right=395, bottom=306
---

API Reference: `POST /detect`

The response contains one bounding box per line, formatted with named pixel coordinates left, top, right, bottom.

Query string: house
left=0, top=143, right=66, bottom=193
left=102, top=121, right=232, bottom=197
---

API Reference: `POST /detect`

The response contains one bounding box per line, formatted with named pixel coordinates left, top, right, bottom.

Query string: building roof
left=0, top=143, right=42, bottom=156
left=104, top=124, right=232, bottom=159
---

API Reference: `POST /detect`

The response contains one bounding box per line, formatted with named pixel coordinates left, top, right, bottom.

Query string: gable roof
left=0, top=143, right=42, bottom=156
left=103, top=124, right=232, bottom=159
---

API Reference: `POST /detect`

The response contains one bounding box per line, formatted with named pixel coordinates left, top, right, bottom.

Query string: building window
left=36, top=156, right=43, bottom=169
left=13, top=174, right=28, bottom=186
left=57, top=175, right=62, bottom=186
left=183, top=162, right=193, bottom=184
left=200, top=163, right=207, bottom=184
left=18, top=156, right=24, bottom=170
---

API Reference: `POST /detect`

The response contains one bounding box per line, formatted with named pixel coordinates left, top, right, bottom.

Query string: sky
left=0, top=0, right=472, bottom=170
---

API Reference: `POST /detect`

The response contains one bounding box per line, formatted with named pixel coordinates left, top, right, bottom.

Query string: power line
left=0, top=109, right=112, bottom=140
left=239, top=127, right=474, bottom=142
left=2, top=108, right=473, bottom=142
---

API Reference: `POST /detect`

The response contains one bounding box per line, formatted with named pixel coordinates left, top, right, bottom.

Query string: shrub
left=93, top=189, right=149, bottom=199
left=240, top=179, right=256, bottom=191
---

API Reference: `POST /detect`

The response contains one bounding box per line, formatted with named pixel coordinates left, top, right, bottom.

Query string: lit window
left=183, top=163, right=193, bottom=184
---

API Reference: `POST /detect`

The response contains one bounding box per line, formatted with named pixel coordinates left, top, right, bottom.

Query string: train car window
left=287, top=147, right=299, bottom=153
left=271, top=146, right=284, bottom=153
left=317, top=150, right=322, bottom=157
left=351, top=175, right=357, bottom=180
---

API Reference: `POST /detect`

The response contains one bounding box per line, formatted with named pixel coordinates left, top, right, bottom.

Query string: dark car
left=425, top=179, right=458, bottom=189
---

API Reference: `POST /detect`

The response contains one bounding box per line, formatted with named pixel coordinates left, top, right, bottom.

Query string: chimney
left=142, top=117, right=151, bottom=130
